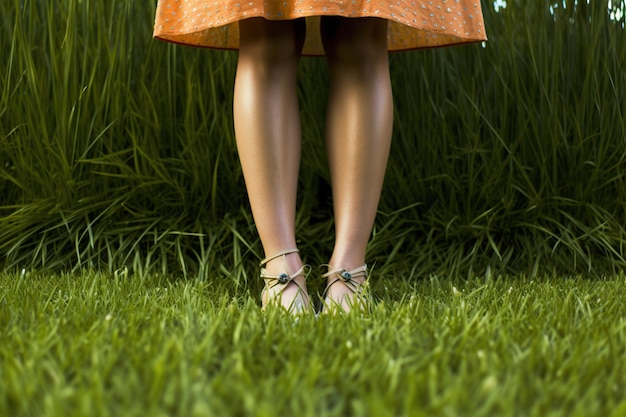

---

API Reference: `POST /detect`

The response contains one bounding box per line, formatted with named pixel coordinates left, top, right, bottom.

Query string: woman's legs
left=320, top=17, right=394, bottom=307
left=234, top=18, right=308, bottom=308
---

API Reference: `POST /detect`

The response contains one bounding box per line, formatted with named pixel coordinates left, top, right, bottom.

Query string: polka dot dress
left=153, top=0, right=487, bottom=55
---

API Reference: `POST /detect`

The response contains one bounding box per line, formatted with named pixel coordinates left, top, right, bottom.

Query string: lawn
left=1, top=271, right=625, bottom=416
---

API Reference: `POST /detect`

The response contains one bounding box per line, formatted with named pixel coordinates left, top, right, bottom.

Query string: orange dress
left=153, top=0, right=487, bottom=55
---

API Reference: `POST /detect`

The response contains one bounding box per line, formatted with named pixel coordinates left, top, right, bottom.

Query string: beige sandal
left=260, top=248, right=312, bottom=314
left=320, top=264, right=370, bottom=314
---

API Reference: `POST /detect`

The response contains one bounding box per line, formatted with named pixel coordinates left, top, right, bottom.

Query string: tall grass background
left=1, top=0, right=625, bottom=280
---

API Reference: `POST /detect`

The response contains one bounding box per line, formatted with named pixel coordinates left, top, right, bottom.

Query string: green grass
left=1, top=1, right=626, bottom=277
left=1, top=271, right=626, bottom=417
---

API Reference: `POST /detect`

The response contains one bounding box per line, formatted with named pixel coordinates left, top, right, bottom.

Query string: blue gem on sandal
left=278, top=273, right=289, bottom=284
left=340, top=270, right=352, bottom=281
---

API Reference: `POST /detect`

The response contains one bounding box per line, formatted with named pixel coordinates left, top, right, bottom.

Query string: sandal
left=260, top=248, right=312, bottom=314
left=320, top=264, right=370, bottom=314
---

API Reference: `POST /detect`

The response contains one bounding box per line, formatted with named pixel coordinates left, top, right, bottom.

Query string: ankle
left=323, top=263, right=368, bottom=287
left=325, top=260, right=367, bottom=282
left=263, top=252, right=303, bottom=276
left=327, top=251, right=366, bottom=271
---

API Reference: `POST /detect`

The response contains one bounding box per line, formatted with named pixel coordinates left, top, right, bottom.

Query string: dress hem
left=154, top=34, right=486, bottom=57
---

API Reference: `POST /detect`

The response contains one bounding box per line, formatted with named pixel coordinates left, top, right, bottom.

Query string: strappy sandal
left=320, top=264, right=370, bottom=314
left=260, top=248, right=312, bottom=314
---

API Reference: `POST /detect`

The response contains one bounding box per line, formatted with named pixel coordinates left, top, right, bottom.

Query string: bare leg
left=234, top=18, right=309, bottom=308
left=321, top=17, right=393, bottom=308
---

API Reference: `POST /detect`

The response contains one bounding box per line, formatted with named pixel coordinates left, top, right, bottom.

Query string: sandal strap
left=261, top=265, right=309, bottom=287
left=260, top=248, right=309, bottom=296
left=261, top=264, right=311, bottom=310
left=259, top=248, right=300, bottom=267
left=321, top=264, right=368, bottom=296
left=321, top=264, right=368, bottom=281
left=259, top=248, right=311, bottom=312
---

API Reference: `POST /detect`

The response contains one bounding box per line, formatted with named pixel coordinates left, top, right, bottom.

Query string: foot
left=321, top=265, right=369, bottom=314
left=260, top=249, right=312, bottom=314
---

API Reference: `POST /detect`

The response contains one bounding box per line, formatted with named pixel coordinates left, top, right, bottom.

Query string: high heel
left=260, top=248, right=312, bottom=314
left=320, top=264, right=370, bottom=314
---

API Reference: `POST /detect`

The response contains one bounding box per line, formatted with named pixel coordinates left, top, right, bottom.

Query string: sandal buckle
left=278, top=273, right=290, bottom=284
left=340, top=270, right=352, bottom=281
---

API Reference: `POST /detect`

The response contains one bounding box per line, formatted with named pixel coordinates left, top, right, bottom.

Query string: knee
left=322, top=18, right=388, bottom=71
left=238, top=18, right=305, bottom=69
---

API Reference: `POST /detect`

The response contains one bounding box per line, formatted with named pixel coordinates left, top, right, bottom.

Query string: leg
left=320, top=17, right=393, bottom=309
left=234, top=18, right=309, bottom=309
